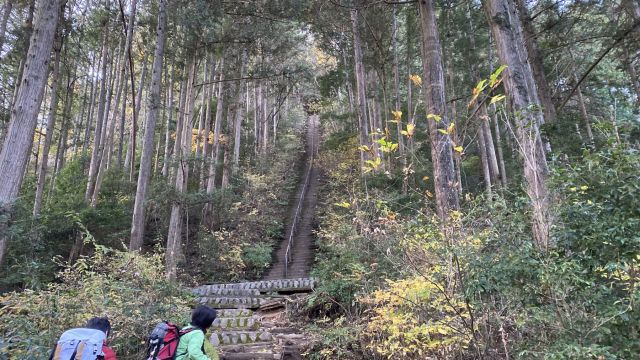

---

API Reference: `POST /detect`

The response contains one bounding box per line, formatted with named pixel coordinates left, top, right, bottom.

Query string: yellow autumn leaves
left=362, top=276, right=471, bottom=358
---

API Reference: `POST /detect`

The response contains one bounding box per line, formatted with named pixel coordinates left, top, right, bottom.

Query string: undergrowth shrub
left=310, top=120, right=640, bottom=359
left=0, top=245, right=192, bottom=360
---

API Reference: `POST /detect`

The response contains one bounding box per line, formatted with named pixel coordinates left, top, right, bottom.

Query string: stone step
left=193, top=287, right=261, bottom=297
left=195, top=278, right=316, bottom=294
left=197, top=296, right=270, bottom=309
left=216, top=309, right=253, bottom=317
left=221, top=353, right=278, bottom=360
left=211, top=317, right=259, bottom=330
left=210, top=331, right=273, bottom=346
left=218, top=341, right=274, bottom=353
left=219, top=342, right=279, bottom=360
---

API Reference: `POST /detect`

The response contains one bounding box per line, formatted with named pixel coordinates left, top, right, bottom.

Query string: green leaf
left=490, top=65, right=507, bottom=88
left=490, top=94, right=506, bottom=104
left=427, top=114, right=442, bottom=123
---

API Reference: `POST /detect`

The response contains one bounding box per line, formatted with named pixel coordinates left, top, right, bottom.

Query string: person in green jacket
left=175, top=305, right=219, bottom=360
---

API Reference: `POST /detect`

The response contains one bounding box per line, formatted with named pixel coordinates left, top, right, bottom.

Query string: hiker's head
left=192, top=305, right=217, bottom=330
left=86, top=317, right=111, bottom=337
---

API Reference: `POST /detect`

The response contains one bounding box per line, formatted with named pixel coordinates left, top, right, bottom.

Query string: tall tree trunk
left=514, top=0, right=556, bottom=122
left=82, top=52, right=100, bottom=157
left=491, top=106, right=508, bottom=187
left=85, top=15, right=110, bottom=203
left=485, top=0, right=551, bottom=250
left=477, top=117, right=493, bottom=196
left=222, top=75, right=239, bottom=189
left=623, top=46, right=640, bottom=107
left=162, top=66, right=175, bottom=178
left=351, top=8, right=370, bottom=171
left=117, top=78, right=129, bottom=167
left=341, top=48, right=356, bottom=117
left=392, top=6, right=406, bottom=166
left=204, top=56, right=225, bottom=223
left=0, top=0, right=13, bottom=54
left=195, top=58, right=207, bottom=162
left=11, top=0, right=35, bottom=105
left=261, top=89, right=268, bottom=155
left=91, top=42, right=120, bottom=206
left=50, top=74, right=74, bottom=201
left=125, top=50, right=148, bottom=181
left=33, top=24, right=63, bottom=216
left=482, top=114, right=501, bottom=187
left=233, top=49, right=248, bottom=173
left=405, top=7, right=416, bottom=192
left=116, top=0, right=137, bottom=168
left=197, top=56, right=211, bottom=188
left=200, top=57, right=216, bottom=188
left=166, top=52, right=196, bottom=280
left=130, top=0, right=167, bottom=251
left=73, top=63, right=91, bottom=158
left=0, top=0, right=64, bottom=267
left=418, top=0, right=460, bottom=219
left=106, top=43, right=127, bottom=167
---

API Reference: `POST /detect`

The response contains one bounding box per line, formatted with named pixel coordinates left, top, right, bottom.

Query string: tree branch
left=558, top=19, right=640, bottom=111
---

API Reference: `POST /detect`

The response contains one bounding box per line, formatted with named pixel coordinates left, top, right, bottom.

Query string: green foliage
left=306, top=317, right=364, bottom=360
left=242, top=243, right=273, bottom=278
left=1, top=161, right=134, bottom=290
left=0, top=248, right=192, bottom=360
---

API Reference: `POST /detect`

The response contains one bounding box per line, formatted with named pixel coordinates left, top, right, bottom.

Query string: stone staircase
left=193, top=278, right=316, bottom=359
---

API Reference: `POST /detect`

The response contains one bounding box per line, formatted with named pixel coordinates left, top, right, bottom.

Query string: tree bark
left=485, top=0, right=551, bottom=250
left=125, top=50, right=148, bottom=181
left=72, top=62, right=91, bottom=158
left=200, top=56, right=216, bottom=188
left=477, top=116, right=493, bottom=196
left=204, top=55, right=225, bottom=222
left=117, top=77, right=129, bottom=168
left=33, top=23, right=63, bottom=216
left=82, top=53, right=99, bottom=157
left=50, top=73, right=74, bottom=201
left=482, top=113, right=501, bottom=186
left=130, top=0, right=167, bottom=251
left=0, top=0, right=13, bottom=54
left=166, top=52, right=196, bottom=281
left=623, top=45, right=640, bottom=107
left=490, top=106, right=508, bottom=187
left=91, top=41, right=122, bottom=206
left=514, top=0, right=556, bottom=122
left=85, top=14, right=110, bottom=204
left=11, top=0, right=35, bottom=105
left=233, top=49, right=248, bottom=173
left=418, top=0, right=460, bottom=219
left=162, top=66, right=175, bottom=178
left=351, top=8, right=370, bottom=171
left=392, top=6, right=406, bottom=166
left=0, top=0, right=64, bottom=266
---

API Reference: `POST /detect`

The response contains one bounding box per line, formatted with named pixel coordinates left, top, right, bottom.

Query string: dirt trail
left=263, top=115, right=320, bottom=280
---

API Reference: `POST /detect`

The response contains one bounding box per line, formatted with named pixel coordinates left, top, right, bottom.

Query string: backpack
left=50, top=328, right=106, bottom=360
left=146, top=322, right=198, bottom=360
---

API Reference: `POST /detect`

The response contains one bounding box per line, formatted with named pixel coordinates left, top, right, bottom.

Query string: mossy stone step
left=210, top=331, right=273, bottom=346
left=193, top=287, right=261, bottom=297
left=195, top=278, right=316, bottom=294
left=216, top=309, right=253, bottom=317
left=211, top=317, right=258, bottom=330
left=221, top=353, right=278, bottom=360
left=197, top=296, right=270, bottom=309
